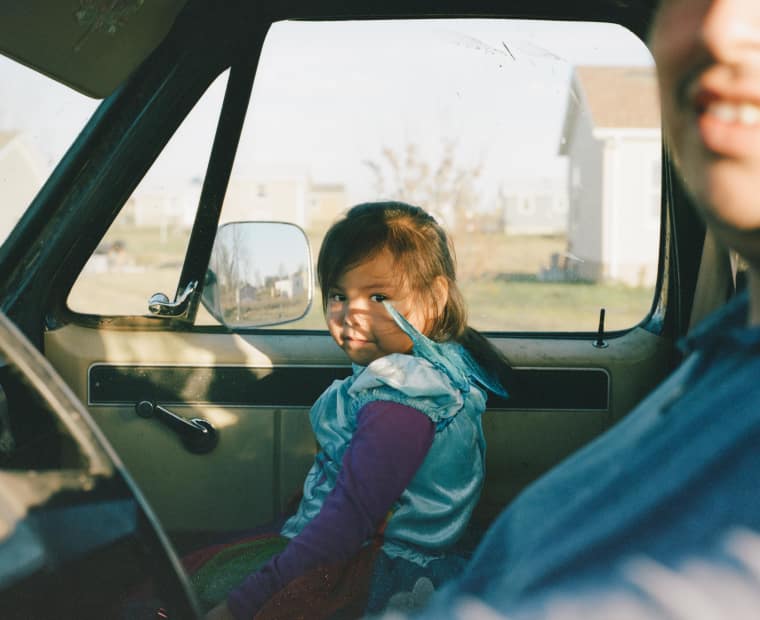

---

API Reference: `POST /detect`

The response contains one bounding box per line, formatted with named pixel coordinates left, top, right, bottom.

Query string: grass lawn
left=266, top=279, right=653, bottom=333
left=69, top=226, right=656, bottom=332
left=281, top=231, right=655, bottom=333
left=461, top=280, right=653, bottom=332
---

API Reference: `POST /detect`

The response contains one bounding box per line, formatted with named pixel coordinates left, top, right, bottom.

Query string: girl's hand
left=204, top=601, right=236, bottom=620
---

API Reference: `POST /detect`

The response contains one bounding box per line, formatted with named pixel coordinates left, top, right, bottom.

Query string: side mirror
left=201, top=222, right=313, bottom=328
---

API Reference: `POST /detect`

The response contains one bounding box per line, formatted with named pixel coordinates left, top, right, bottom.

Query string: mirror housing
left=202, top=222, right=313, bottom=328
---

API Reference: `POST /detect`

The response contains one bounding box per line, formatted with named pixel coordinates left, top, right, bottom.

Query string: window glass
left=651, top=160, right=662, bottom=219
left=216, top=19, right=661, bottom=332
left=67, top=71, right=230, bottom=316
left=0, top=56, right=98, bottom=248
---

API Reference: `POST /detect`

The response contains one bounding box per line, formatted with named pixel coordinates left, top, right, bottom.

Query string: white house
left=498, top=176, right=568, bottom=236
left=222, top=166, right=311, bottom=227
left=120, top=164, right=347, bottom=234
left=560, top=66, right=661, bottom=287
left=124, top=179, right=202, bottom=232
left=0, top=131, right=45, bottom=246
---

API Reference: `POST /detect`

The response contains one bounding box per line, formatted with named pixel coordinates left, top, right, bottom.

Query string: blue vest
left=281, top=302, right=507, bottom=566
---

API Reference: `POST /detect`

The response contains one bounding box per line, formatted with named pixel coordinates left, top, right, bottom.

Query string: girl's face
left=325, top=250, right=431, bottom=366
left=650, top=0, right=760, bottom=261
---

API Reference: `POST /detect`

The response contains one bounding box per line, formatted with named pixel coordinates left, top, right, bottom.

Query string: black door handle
left=135, top=400, right=218, bottom=454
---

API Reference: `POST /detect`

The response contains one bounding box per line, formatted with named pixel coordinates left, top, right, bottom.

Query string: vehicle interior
left=0, top=0, right=732, bottom=615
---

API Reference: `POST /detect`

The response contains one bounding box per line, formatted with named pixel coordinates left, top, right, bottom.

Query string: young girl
left=203, top=201, right=511, bottom=620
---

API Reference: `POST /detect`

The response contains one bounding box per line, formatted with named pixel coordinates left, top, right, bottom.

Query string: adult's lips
left=690, top=84, right=760, bottom=156
left=694, top=88, right=760, bottom=125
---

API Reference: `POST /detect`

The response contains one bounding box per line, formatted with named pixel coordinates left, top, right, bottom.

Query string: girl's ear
left=432, top=276, right=449, bottom=317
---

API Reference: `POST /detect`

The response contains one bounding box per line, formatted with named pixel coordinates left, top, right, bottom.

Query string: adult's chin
left=698, top=160, right=760, bottom=232
left=701, top=205, right=760, bottom=270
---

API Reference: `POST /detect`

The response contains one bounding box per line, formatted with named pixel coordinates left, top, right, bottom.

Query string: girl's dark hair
left=317, top=201, right=512, bottom=390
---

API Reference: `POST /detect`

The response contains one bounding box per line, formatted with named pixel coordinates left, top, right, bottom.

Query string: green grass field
left=284, top=231, right=655, bottom=332
left=68, top=225, right=656, bottom=333
left=263, top=279, right=653, bottom=333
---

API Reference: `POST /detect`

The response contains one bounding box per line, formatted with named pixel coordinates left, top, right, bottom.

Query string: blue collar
left=382, top=301, right=508, bottom=398
left=679, top=290, right=760, bottom=356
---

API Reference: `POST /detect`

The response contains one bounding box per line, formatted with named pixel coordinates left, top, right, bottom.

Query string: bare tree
left=363, top=140, right=483, bottom=229
left=208, top=224, right=247, bottom=320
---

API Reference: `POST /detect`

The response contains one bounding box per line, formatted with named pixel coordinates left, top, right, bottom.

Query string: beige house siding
left=0, top=132, right=45, bottom=245
left=222, top=176, right=346, bottom=231
left=121, top=181, right=201, bottom=232
left=309, top=184, right=347, bottom=231
left=222, top=177, right=310, bottom=226
left=119, top=170, right=346, bottom=233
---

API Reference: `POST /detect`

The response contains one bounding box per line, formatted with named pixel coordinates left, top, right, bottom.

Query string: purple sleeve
left=227, top=400, right=435, bottom=619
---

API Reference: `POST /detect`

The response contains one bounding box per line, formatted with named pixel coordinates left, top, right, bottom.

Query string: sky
left=0, top=18, right=654, bottom=207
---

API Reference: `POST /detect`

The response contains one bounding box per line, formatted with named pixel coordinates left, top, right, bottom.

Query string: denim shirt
left=281, top=302, right=507, bottom=566
left=405, top=291, right=760, bottom=619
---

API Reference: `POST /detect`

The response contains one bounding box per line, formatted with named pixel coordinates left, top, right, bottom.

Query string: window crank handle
left=135, top=400, right=218, bottom=454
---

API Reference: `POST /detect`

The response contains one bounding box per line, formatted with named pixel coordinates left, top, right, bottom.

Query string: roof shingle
left=575, top=65, right=660, bottom=129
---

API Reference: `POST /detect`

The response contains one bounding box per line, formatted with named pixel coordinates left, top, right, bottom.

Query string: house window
left=519, top=197, right=535, bottom=215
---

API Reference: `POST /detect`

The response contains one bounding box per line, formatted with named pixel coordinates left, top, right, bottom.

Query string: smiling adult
left=398, top=2, right=760, bottom=618
left=652, top=0, right=760, bottom=316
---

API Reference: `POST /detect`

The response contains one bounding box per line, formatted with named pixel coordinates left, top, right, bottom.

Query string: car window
left=67, top=71, right=230, bottom=316
left=212, top=19, right=661, bottom=333
left=10, top=19, right=660, bottom=332
left=0, top=56, right=98, bottom=249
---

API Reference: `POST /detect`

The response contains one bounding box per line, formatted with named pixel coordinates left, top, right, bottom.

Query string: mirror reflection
left=202, top=222, right=312, bottom=328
